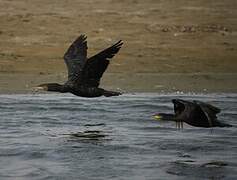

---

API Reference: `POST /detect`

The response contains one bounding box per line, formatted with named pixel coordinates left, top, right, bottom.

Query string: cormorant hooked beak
left=153, top=114, right=162, bottom=120
left=32, top=85, right=48, bottom=92
left=153, top=113, right=184, bottom=129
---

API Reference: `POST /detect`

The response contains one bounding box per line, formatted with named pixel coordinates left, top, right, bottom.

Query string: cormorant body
left=35, top=35, right=123, bottom=97
left=154, top=99, right=232, bottom=128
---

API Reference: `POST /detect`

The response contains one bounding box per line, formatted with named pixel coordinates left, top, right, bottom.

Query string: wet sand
left=0, top=0, right=237, bottom=93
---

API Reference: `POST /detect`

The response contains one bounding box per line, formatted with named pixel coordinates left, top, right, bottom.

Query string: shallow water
left=0, top=93, right=237, bottom=180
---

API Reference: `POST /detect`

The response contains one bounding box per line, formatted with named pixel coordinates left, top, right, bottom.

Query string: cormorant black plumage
left=35, top=35, right=123, bottom=97
left=154, top=99, right=232, bottom=128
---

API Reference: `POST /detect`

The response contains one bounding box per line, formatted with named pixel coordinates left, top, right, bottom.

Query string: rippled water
left=0, top=93, right=237, bottom=180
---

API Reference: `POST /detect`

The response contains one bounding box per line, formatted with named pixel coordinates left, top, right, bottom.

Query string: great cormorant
left=35, top=35, right=123, bottom=97
left=154, top=99, right=232, bottom=128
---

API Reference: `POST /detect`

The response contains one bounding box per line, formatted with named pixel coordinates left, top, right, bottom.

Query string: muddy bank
left=0, top=0, right=236, bottom=93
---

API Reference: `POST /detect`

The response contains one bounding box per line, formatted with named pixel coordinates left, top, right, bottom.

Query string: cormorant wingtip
left=114, top=40, right=123, bottom=47
left=78, top=34, right=87, bottom=41
left=172, top=99, right=181, bottom=104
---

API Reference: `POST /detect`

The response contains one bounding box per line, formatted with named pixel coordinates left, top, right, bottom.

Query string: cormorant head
left=34, top=83, right=66, bottom=92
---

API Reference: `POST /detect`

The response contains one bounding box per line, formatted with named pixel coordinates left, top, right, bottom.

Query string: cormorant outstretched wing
left=194, top=100, right=221, bottom=114
left=81, top=40, right=123, bottom=87
left=194, top=100, right=221, bottom=127
left=172, top=99, right=189, bottom=115
left=63, top=35, right=87, bottom=82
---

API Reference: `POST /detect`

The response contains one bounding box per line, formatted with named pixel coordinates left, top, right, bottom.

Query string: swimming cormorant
left=35, top=35, right=123, bottom=97
left=154, top=99, right=232, bottom=128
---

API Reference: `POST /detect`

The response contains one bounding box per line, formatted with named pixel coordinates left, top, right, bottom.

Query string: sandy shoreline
left=0, top=72, right=236, bottom=94
left=0, top=0, right=236, bottom=94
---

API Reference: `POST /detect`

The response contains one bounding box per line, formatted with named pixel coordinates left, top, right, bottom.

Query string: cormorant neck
left=154, top=113, right=177, bottom=121
left=37, top=83, right=68, bottom=93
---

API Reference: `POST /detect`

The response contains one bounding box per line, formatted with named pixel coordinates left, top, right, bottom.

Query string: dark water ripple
left=0, top=93, right=237, bottom=180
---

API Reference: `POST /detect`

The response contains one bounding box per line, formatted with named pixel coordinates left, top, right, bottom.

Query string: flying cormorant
left=154, top=99, right=232, bottom=128
left=35, top=35, right=123, bottom=97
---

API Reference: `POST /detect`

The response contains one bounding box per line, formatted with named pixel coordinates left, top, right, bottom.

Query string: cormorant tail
left=103, top=90, right=122, bottom=97
left=215, top=121, right=232, bottom=127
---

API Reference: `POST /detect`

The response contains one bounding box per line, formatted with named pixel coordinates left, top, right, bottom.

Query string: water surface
left=0, top=93, right=237, bottom=180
